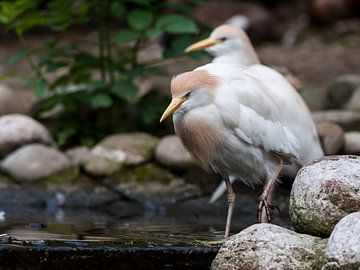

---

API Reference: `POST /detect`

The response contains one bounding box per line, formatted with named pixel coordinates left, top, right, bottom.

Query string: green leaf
left=156, top=14, right=198, bottom=34
left=128, top=0, right=151, bottom=6
left=5, top=49, right=29, bottom=66
left=57, top=126, right=76, bottom=146
left=145, top=28, right=162, bottom=39
left=87, top=80, right=108, bottom=91
left=116, top=29, right=139, bottom=44
left=111, top=1, right=125, bottom=18
left=163, top=2, right=192, bottom=14
left=91, top=93, right=113, bottom=108
left=163, top=35, right=193, bottom=58
left=111, top=80, right=138, bottom=103
left=127, top=9, right=153, bottom=31
left=32, top=78, right=47, bottom=98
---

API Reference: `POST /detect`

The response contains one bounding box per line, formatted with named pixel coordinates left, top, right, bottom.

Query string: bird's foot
left=257, top=197, right=280, bottom=223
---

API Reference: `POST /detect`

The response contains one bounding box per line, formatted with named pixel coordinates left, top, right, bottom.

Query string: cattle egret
left=160, top=63, right=323, bottom=237
left=185, top=24, right=303, bottom=90
left=186, top=25, right=316, bottom=203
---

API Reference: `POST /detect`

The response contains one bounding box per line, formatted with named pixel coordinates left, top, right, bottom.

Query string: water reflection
left=0, top=187, right=292, bottom=246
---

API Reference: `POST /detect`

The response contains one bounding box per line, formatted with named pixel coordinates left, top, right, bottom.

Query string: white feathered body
left=173, top=63, right=323, bottom=186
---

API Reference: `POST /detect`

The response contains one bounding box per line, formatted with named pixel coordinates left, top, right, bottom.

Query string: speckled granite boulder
left=290, top=155, right=360, bottom=237
left=322, top=212, right=360, bottom=270
left=211, top=223, right=326, bottom=270
left=0, top=114, right=52, bottom=157
left=1, top=144, right=70, bottom=182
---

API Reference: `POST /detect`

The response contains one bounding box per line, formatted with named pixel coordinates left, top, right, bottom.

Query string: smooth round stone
left=92, top=133, right=159, bottom=165
left=211, top=223, right=326, bottom=270
left=344, top=132, right=360, bottom=155
left=322, top=212, right=360, bottom=270
left=155, top=135, right=196, bottom=168
left=0, top=114, right=52, bottom=157
left=1, top=144, right=70, bottom=182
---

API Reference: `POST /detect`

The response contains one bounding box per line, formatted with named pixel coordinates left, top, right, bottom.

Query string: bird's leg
left=257, top=156, right=283, bottom=223
left=224, top=177, right=235, bottom=238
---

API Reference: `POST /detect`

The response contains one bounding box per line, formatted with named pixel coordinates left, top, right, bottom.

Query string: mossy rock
left=115, top=163, right=173, bottom=185
left=42, top=168, right=79, bottom=187
left=110, top=163, right=203, bottom=204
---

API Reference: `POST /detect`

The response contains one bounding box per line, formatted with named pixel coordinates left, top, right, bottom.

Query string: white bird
left=185, top=25, right=315, bottom=203
left=160, top=63, right=323, bottom=237
left=186, top=24, right=260, bottom=66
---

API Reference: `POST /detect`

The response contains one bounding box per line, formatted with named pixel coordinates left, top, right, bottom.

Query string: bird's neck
left=212, top=48, right=260, bottom=66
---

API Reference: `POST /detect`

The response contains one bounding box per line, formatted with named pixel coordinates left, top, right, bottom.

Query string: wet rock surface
left=290, top=155, right=360, bottom=237
left=1, top=144, right=71, bottom=182
left=211, top=223, right=327, bottom=270
left=322, top=212, right=360, bottom=270
left=0, top=114, right=52, bottom=157
left=0, top=243, right=218, bottom=270
left=155, top=135, right=196, bottom=168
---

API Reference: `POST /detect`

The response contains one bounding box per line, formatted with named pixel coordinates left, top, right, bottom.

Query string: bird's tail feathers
left=209, top=178, right=236, bottom=203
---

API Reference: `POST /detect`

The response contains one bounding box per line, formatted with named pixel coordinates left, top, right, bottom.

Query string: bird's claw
left=257, top=197, right=279, bottom=223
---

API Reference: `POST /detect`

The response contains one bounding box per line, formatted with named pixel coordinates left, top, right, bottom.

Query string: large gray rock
left=155, top=135, right=196, bottom=168
left=326, top=74, right=360, bottom=109
left=0, top=85, right=35, bottom=116
left=0, top=114, right=52, bottom=157
left=1, top=144, right=70, bottom=182
left=92, top=133, right=158, bottom=165
left=322, top=212, right=360, bottom=270
left=312, top=110, right=360, bottom=130
left=344, top=132, right=360, bottom=155
left=211, top=223, right=326, bottom=270
left=290, top=155, right=360, bottom=237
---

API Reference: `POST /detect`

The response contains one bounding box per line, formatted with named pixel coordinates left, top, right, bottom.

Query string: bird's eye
left=184, top=92, right=191, bottom=98
left=220, top=37, right=227, bottom=42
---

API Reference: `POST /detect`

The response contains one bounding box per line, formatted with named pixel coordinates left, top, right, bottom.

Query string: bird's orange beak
left=160, top=97, right=185, bottom=122
left=185, top=38, right=221, bottom=52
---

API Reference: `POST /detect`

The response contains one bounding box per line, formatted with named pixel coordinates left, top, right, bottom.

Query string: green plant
left=0, top=0, right=209, bottom=147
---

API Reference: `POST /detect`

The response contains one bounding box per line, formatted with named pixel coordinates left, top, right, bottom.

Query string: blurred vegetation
left=0, top=0, right=208, bottom=147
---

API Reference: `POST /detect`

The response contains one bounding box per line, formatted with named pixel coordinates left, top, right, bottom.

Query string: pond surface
left=0, top=186, right=292, bottom=269
left=0, top=186, right=292, bottom=245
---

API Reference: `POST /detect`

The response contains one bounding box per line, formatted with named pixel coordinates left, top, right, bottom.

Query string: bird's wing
left=214, top=71, right=301, bottom=163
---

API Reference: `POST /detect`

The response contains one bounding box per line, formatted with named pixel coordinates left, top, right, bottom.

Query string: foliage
left=0, top=0, right=209, bottom=147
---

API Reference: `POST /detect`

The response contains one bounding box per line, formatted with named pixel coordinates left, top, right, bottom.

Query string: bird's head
left=185, top=24, right=251, bottom=57
left=160, top=70, right=219, bottom=122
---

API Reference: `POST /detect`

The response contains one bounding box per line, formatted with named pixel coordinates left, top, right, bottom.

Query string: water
left=0, top=187, right=292, bottom=246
